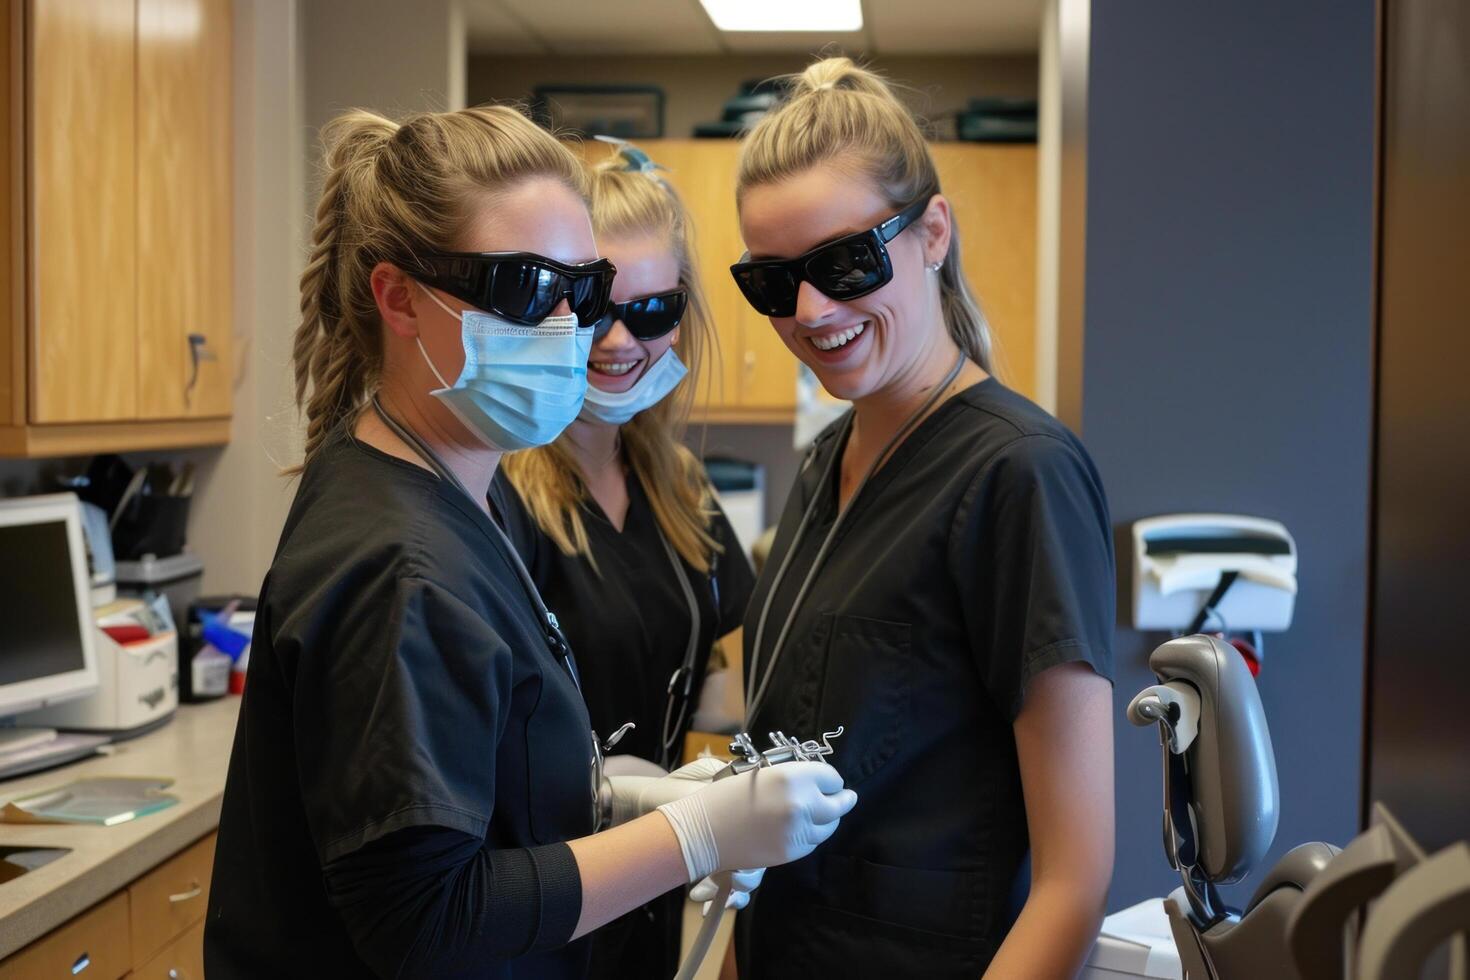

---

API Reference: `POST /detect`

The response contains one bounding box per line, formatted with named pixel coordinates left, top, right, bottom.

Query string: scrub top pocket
left=816, top=615, right=912, bottom=786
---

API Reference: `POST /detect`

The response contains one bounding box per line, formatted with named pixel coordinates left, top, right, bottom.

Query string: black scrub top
left=490, top=468, right=755, bottom=768
left=736, top=379, right=1115, bottom=979
left=206, top=433, right=594, bottom=979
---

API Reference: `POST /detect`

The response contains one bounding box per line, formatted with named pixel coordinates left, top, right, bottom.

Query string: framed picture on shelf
left=531, top=85, right=665, bottom=139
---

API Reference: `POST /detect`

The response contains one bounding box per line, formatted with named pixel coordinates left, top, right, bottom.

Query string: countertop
left=0, top=697, right=241, bottom=958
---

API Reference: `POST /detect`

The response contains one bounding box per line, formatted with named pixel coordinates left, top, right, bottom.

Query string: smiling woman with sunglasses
left=204, top=109, right=855, bottom=980
left=494, top=141, right=758, bottom=980
left=729, top=58, right=1117, bottom=979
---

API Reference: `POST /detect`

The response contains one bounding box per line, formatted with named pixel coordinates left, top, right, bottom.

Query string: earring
left=927, top=261, right=943, bottom=273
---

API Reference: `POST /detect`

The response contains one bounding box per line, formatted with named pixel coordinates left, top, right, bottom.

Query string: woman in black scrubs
left=204, top=106, right=855, bottom=980
left=728, top=59, right=1117, bottom=978
left=493, top=142, right=757, bottom=979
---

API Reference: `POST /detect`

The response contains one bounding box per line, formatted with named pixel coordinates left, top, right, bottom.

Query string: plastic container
left=115, top=552, right=204, bottom=632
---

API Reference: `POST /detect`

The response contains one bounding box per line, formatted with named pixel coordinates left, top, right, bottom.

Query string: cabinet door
left=631, top=140, right=745, bottom=416
left=136, top=0, right=232, bottom=419
left=931, top=144, right=1037, bottom=401
left=29, top=0, right=137, bottom=423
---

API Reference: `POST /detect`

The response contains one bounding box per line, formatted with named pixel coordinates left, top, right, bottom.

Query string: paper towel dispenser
left=1131, top=514, right=1297, bottom=632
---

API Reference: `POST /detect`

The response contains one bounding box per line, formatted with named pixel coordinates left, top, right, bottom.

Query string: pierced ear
left=918, top=194, right=954, bottom=269
left=371, top=262, right=423, bottom=339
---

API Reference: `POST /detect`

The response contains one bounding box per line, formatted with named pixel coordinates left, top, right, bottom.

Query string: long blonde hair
left=501, top=143, right=721, bottom=573
left=292, top=106, right=586, bottom=469
left=737, top=56, right=995, bottom=374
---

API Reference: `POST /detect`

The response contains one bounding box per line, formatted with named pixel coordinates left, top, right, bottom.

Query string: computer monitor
left=0, top=493, right=99, bottom=726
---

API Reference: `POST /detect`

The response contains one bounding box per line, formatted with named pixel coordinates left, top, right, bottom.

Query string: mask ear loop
left=416, top=285, right=459, bottom=390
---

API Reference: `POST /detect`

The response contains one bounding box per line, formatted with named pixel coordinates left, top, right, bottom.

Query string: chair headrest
left=1150, top=634, right=1280, bottom=883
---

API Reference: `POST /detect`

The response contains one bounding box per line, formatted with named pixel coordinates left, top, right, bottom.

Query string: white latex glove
left=690, top=867, right=765, bottom=913
left=604, top=757, right=727, bottom=827
left=657, top=761, right=857, bottom=882
left=602, top=754, right=669, bottom=779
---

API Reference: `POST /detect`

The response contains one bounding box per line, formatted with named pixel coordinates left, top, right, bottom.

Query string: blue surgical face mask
left=418, top=288, right=593, bottom=451
left=579, top=348, right=688, bottom=426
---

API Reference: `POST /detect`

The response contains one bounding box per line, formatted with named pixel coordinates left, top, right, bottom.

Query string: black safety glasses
left=729, top=197, right=932, bottom=318
left=591, top=288, right=688, bottom=343
left=412, top=251, right=617, bottom=328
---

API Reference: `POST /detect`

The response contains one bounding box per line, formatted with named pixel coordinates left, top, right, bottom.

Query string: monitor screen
left=0, top=520, right=87, bottom=687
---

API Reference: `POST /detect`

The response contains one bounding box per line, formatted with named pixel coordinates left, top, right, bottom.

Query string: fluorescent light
left=699, top=0, right=864, bottom=32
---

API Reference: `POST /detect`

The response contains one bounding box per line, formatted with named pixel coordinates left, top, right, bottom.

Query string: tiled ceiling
left=464, top=0, right=1043, bottom=55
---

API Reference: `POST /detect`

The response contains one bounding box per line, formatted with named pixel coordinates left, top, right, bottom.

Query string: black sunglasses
left=591, top=288, right=688, bottom=342
left=412, top=251, right=617, bottom=328
left=729, top=197, right=932, bottom=318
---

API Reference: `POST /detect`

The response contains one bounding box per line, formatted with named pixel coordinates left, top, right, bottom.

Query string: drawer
left=127, top=833, right=215, bottom=967
left=129, top=918, right=203, bottom=980
left=0, top=890, right=131, bottom=980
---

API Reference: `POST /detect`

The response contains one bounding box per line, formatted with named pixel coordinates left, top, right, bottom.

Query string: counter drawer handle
left=168, top=969, right=186, bottom=979
left=168, top=882, right=203, bottom=903
left=71, top=952, right=90, bottom=974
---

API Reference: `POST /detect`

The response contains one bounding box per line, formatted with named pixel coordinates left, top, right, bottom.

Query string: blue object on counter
left=201, top=613, right=250, bottom=660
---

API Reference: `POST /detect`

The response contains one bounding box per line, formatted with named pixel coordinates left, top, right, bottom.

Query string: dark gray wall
left=1083, top=2, right=1376, bottom=908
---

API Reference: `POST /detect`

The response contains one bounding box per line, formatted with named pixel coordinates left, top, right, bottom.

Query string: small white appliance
left=20, top=601, right=178, bottom=738
left=1130, top=514, right=1297, bottom=633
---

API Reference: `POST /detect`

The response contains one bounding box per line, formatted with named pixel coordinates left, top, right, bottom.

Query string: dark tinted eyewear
left=729, top=197, right=932, bottom=318
left=412, top=251, right=616, bottom=328
left=591, top=289, right=688, bottom=342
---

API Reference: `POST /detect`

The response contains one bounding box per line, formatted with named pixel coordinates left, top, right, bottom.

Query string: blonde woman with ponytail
left=730, top=58, right=1116, bottom=978
left=205, top=108, right=854, bottom=980
left=492, top=140, right=759, bottom=979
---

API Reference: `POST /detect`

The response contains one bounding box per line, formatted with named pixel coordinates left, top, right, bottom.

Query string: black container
left=181, top=595, right=258, bottom=703
left=112, top=494, right=191, bottom=561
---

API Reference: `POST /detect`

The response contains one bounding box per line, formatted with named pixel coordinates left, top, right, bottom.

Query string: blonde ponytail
left=738, top=56, right=995, bottom=374
left=291, top=106, right=586, bottom=471
left=502, top=141, right=722, bottom=574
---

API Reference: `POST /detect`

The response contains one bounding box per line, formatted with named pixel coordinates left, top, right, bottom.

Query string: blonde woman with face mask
left=204, top=108, right=854, bottom=980
left=492, top=141, right=758, bottom=980
left=728, top=58, right=1116, bottom=978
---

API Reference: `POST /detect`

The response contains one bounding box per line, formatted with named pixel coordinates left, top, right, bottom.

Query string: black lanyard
left=652, top=518, right=702, bottom=770
left=745, top=353, right=965, bottom=725
left=370, top=398, right=584, bottom=689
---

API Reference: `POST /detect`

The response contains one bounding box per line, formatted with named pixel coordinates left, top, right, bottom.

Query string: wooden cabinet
left=127, top=833, right=215, bottom=968
left=0, top=832, right=216, bottom=979
left=0, top=891, right=131, bottom=980
left=582, top=139, right=1037, bottom=423
left=1, top=0, right=232, bottom=456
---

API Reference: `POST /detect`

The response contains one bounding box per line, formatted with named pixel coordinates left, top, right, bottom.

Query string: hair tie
left=593, top=134, right=667, bottom=177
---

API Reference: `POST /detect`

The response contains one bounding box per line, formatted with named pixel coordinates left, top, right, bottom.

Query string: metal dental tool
left=672, top=726, right=845, bottom=980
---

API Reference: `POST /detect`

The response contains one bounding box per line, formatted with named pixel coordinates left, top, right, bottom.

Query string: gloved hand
left=602, top=754, right=669, bottom=779
left=604, top=757, right=727, bottom=827
left=657, top=761, right=857, bottom=882
left=690, top=867, right=766, bottom=913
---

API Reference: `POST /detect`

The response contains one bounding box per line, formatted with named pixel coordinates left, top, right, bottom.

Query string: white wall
left=181, top=0, right=306, bottom=596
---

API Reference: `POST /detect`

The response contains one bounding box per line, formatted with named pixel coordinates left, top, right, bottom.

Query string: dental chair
left=1128, top=634, right=1340, bottom=980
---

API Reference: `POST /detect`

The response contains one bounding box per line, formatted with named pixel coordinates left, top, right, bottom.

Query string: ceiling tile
left=462, top=0, right=546, bottom=53
left=495, top=0, right=724, bottom=54
left=868, top=0, right=1042, bottom=54
left=719, top=29, right=868, bottom=53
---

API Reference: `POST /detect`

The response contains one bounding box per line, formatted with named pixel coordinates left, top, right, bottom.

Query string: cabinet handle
left=168, top=969, right=187, bottom=979
left=185, top=333, right=218, bottom=407
left=169, top=882, right=203, bottom=903
left=744, top=350, right=756, bottom=374
left=70, top=952, right=90, bottom=974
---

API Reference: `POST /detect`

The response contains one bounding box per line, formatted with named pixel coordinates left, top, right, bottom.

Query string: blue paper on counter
left=2, top=777, right=178, bottom=826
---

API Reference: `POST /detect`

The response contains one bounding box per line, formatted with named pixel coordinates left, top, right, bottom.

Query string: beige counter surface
left=0, top=697, right=241, bottom=958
